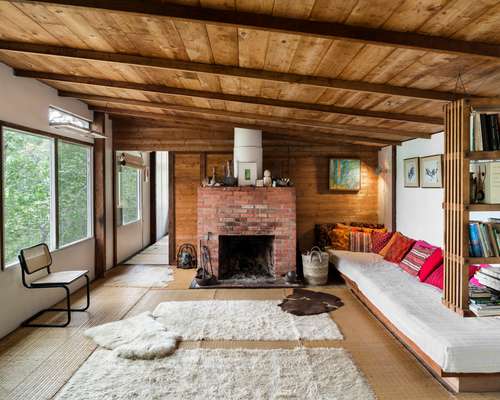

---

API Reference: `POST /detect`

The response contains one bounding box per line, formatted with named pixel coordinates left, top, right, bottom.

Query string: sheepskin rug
left=104, top=265, right=173, bottom=288
left=85, top=312, right=180, bottom=359
left=153, top=300, right=343, bottom=340
left=55, top=348, right=375, bottom=400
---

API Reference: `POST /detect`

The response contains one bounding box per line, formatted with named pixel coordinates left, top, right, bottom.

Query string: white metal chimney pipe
left=233, top=127, right=263, bottom=178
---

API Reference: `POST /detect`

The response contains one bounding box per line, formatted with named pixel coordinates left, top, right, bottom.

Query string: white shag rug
left=55, top=348, right=375, bottom=400
left=153, top=300, right=343, bottom=341
left=104, top=265, right=173, bottom=288
left=85, top=312, right=180, bottom=359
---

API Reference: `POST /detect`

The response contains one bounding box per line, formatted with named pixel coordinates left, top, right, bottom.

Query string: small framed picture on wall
left=420, top=154, right=443, bottom=188
left=403, top=157, right=419, bottom=187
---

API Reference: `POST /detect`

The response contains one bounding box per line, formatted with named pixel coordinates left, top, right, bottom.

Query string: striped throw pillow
left=399, top=242, right=436, bottom=276
left=349, top=231, right=372, bottom=252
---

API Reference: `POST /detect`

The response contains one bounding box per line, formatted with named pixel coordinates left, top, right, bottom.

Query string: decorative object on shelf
left=255, top=179, right=264, bottom=187
left=195, top=244, right=217, bottom=286
left=403, top=157, right=419, bottom=187
left=284, top=271, right=298, bottom=284
left=420, top=154, right=443, bottom=188
left=329, top=158, right=361, bottom=192
left=263, top=169, right=272, bottom=187
left=470, top=164, right=486, bottom=203
left=302, top=246, right=329, bottom=285
left=237, top=161, right=257, bottom=186
left=210, top=167, right=217, bottom=186
left=470, top=172, right=478, bottom=203
left=276, top=177, right=292, bottom=187
left=223, top=160, right=237, bottom=187
left=176, top=243, right=197, bottom=269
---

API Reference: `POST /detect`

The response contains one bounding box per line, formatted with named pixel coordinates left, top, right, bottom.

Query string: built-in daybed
left=328, top=250, right=500, bottom=393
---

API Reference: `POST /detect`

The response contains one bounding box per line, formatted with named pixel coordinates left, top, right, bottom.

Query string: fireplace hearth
left=219, top=235, right=274, bottom=280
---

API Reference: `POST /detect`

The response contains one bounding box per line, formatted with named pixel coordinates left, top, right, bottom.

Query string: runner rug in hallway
left=55, top=348, right=375, bottom=400
left=124, top=235, right=169, bottom=265
left=153, top=300, right=343, bottom=341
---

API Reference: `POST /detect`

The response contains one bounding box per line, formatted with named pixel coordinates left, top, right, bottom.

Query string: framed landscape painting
left=420, top=154, right=443, bottom=188
left=329, top=158, right=361, bottom=192
left=404, top=157, right=419, bottom=187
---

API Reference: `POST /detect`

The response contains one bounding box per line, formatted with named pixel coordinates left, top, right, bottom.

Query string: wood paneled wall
left=264, top=149, right=379, bottom=250
left=113, top=118, right=380, bottom=256
left=174, top=154, right=200, bottom=255
left=172, top=148, right=378, bottom=254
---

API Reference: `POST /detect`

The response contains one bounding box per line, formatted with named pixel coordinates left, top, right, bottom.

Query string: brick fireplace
left=197, top=187, right=296, bottom=279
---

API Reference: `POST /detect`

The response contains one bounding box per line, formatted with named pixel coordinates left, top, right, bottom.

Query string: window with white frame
left=2, top=126, right=93, bottom=266
left=58, top=141, right=93, bottom=247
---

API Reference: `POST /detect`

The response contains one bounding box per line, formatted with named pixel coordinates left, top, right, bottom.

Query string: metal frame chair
left=19, top=243, right=90, bottom=328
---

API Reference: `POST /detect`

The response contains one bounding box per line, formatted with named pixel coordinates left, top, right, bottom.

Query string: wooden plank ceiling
left=1, top=0, right=500, bottom=147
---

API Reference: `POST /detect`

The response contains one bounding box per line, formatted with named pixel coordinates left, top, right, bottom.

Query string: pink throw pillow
left=371, top=231, right=393, bottom=254
left=399, top=241, right=436, bottom=276
left=418, top=248, right=443, bottom=282
left=425, top=264, right=480, bottom=291
left=424, top=263, right=443, bottom=290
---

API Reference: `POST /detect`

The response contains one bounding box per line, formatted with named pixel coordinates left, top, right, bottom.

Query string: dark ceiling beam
left=0, top=41, right=456, bottom=101
left=16, top=0, right=500, bottom=60
left=90, top=106, right=398, bottom=146
left=59, top=90, right=431, bottom=139
left=13, top=69, right=444, bottom=125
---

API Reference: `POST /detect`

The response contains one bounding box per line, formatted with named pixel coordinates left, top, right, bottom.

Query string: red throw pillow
left=371, top=231, right=393, bottom=253
left=383, top=233, right=416, bottom=263
left=424, top=263, right=444, bottom=290
left=418, top=248, right=443, bottom=282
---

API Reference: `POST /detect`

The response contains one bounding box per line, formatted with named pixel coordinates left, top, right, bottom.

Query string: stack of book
left=468, top=220, right=500, bottom=257
left=470, top=113, right=500, bottom=151
left=470, top=269, right=500, bottom=316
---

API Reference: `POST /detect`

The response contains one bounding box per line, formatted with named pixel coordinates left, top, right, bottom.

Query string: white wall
left=396, top=132, right=445, bottom=246
left=0, top=63, right=97, bottom=338
left=378, top=146, right=394, bottom=231
left=156, top=151, right=169, bottom=239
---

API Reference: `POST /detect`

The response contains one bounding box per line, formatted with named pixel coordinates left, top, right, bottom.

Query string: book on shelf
left=469, top=285, right=491, bottom=301
left=474, top=270, right=500, bottom=291
left=469, top=303, right=500, bottom=317
left=470, top=112, right=500, bottom=152
left=468, top=221, right=500, bottom=257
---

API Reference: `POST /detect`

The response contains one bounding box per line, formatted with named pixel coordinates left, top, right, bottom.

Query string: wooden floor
left=1, top=264, right=499, bottom=400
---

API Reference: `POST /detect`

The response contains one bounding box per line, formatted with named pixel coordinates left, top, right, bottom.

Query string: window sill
left=3, top=236, right=94, bottom=270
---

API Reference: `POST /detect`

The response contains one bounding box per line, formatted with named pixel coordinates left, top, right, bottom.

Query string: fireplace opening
left=218, top=235, right=275, bottom=280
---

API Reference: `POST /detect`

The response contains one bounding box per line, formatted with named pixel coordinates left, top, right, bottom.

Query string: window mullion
left=52, top=138, right=58, bottom=250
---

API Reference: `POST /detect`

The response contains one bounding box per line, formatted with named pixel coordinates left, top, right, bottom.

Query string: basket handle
left=309, top=250, right=322, bottom=263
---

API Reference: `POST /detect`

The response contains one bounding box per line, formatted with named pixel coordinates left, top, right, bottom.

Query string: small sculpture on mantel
left=263, top=169, right=272, bottom=187
left=223, top=160, right=237, bottom=187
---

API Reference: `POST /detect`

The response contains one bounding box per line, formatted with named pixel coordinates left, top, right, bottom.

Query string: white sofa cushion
left=329, top=250, right=500, bottom=373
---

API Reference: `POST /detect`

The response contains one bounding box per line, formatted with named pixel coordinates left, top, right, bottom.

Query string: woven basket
left=302, top=246, right=329, bottom=285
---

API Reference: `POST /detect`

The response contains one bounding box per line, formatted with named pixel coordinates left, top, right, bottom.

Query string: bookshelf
left=444, top=98, right=500, bottom=317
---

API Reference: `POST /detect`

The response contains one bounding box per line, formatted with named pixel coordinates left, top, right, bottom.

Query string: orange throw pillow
left=384, top=233, right=416, bottom=263
left=328, top=228, right=350, bottom=250
left=378, top=233, right=398, bottom=257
